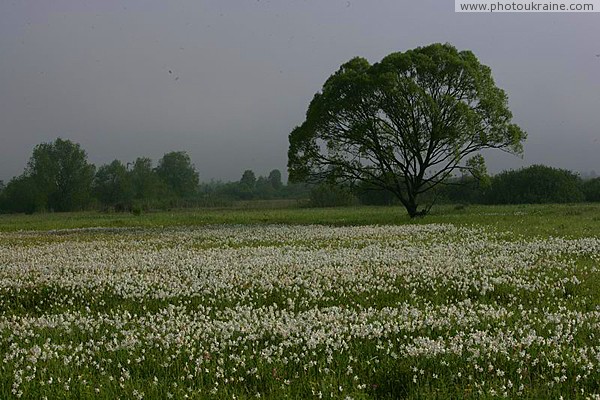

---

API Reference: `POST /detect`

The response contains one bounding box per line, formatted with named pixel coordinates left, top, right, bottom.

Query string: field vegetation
left=0, top=204, right=599, bottom=399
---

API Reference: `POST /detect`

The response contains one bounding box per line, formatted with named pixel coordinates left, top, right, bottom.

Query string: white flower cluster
left=0, top=224, right=598, bottom=398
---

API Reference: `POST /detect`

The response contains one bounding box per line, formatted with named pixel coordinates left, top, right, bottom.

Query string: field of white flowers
left=1, top=223, right=599, bottom=399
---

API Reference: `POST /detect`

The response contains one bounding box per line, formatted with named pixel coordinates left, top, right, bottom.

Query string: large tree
left=288, top=43, right=526, bottom=217
left=27, top=138, right=96, bottom=212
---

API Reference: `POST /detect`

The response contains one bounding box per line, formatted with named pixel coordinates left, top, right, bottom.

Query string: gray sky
left=1, top=1, right=599, bottom=183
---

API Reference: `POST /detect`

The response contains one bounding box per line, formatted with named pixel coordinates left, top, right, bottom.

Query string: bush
left=486, top=165, right=584, bottom=204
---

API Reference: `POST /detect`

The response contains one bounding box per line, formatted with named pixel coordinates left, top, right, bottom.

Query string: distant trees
left=155, top=151, right=199, bottom=198
left=0, top=175, right=39, bottom=213
left=354, top=181, right=398, bottom=206
left=268, top=169, right=283, bottom=190
left=28, top=138, right=97, bottom=211
left=582, top=178, right=600, bottom=202
left=436, top=175, right=488, bottom=205
left=240, top=170, right=257, bottom=188
left=92, top=160, right=133, bottom=210
left=211, top=169, right=293, bottom=201
left=0, top=143, right=201, bottom=213
left=0, top=138, right=95, bottom=213
left=485, top=165, right=584, bottom=204
left=308, top=184, right=355, bottom=207
left=93, top=152, right=199, bottom=209
left=237, top=170, right=256, bottom=200
left=4, top=137, right=598, bottom=215
left=130, top=157, right=164, bottom=202
left=0, top=139, right=299, bottom=213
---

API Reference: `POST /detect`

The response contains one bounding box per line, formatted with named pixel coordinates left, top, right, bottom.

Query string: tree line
left=315, top=164, right=600, bottom=208
left=438, top=165, right=600, bottom=206
left=3, top=45, right=596, bottom=217
left=0, top=138, right=307, bottom=214
left=1, top=138, right=598, bottom=214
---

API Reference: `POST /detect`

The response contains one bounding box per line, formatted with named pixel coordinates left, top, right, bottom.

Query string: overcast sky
left=1, top=0, right=599, bottom=183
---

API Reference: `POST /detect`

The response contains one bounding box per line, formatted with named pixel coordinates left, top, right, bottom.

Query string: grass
left=1, top=202, right=599, bottom=238
left=0, top=203, right=599, bottom=399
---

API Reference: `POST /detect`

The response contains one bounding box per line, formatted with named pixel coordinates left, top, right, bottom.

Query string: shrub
left=486, top=165, right=584, bottom=204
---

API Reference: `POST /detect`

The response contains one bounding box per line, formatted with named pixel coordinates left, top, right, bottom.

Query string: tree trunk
left=396, top=188, right=427, bottom=218
left=404, top=200, right=428, bottom=218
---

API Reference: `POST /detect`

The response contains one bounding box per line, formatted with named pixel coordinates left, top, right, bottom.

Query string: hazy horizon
left=1, top=1, right=599, bottom=183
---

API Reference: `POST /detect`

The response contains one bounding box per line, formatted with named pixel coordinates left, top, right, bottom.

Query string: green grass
left=1, top=203, right=599, bottom=399
left=1, top=203, right=599, bottom=238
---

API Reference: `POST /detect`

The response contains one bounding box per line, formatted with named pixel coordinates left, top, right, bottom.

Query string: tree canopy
left=93, top=160, right=133, bottom=209
left=583, top=178, right=600, bottom=202
left=27, top=138, right=96, bottom=211
left=156, top=151, right=199, bottom=198
left=240, top=170, right=257, bottom=189
left=268, top=169, right=283, bottom=190
left=130, top=157, right=165, bottom=202
left=288, top=43, right=526, bottom=217
left=485, top=165, right=584, bottom=204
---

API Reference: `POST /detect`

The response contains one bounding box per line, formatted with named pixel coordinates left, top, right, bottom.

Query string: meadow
left=0, top=204, right=599, bottom=399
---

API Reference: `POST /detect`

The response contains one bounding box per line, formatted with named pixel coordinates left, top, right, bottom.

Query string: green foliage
left=280, top=182, right=311, bottom=199
left=240, top=169, right=257, bottom=188
left=0, top=174, right=40, bottom=214
left=436, top=175, right=488, bottom=205
left=465, top=154, right=491, bottom=189
left=268, top=169, right=283, bottom=190
left=130, top=157, right=165, bottom=202
left=92, top=160, right=134, bottom=210
left=1, top=138, right=96, bottom=213
left=354, top=181, right=398, bottom=206
left=235, top=169, right=256, bottom=200
left=308, top=183, right=355, bottom=207
left=288, top=43, right=525, bottom=217
left=155, top=151, right=199, bottom=198
left=13, top=138, right=96, bottom=212
left=486, top=165, right=584, bottom=204
left=255, top=176, right=275, bottom=199
left=582, top=177, right=600, bottom=202
left=208, top=170, right=291, bottom=202
left=0, top=141, right=303, bottom=214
